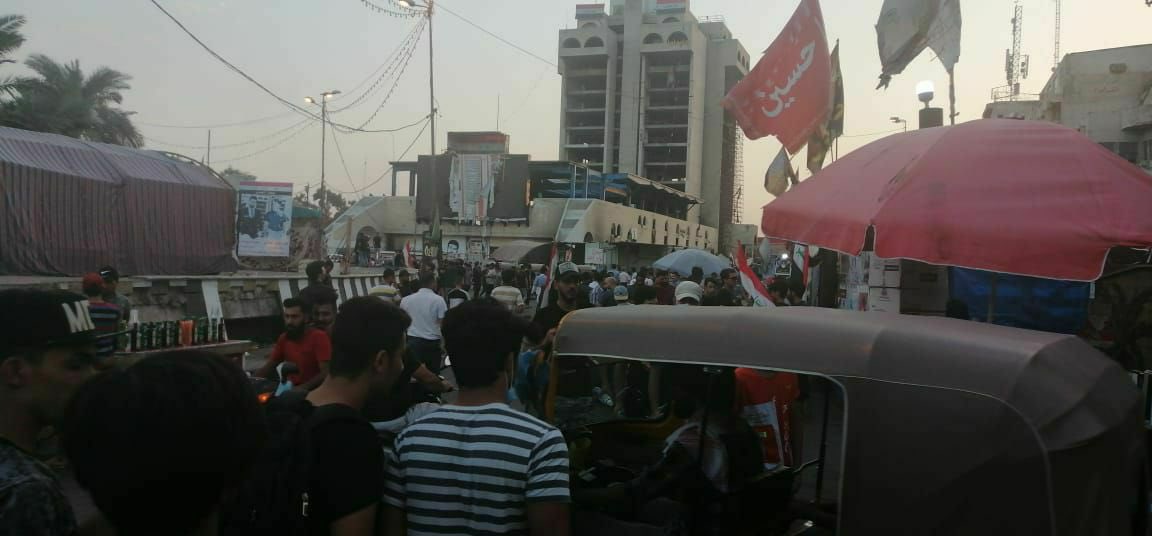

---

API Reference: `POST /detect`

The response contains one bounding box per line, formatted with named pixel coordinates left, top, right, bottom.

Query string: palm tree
left=0, top=14, right=26, bottom=96
left=1, top=54, right=143, bottom=147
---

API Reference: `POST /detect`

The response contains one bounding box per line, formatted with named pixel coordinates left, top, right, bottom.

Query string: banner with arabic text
left=722, top=0, right=831, bottom=153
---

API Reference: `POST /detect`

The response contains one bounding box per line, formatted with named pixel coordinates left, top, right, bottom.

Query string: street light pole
left=890, top=116, right=907, bottom=132
left=429, top=0, right=440, bottom=271
left=320, top=97, right=328, bottom=223
left=401, top=0, right=440, bottom=271
left=305, top=90, right=341, bottom=256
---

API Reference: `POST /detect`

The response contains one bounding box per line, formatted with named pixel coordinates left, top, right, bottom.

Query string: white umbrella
left=653, top=249, right=731, bottom=277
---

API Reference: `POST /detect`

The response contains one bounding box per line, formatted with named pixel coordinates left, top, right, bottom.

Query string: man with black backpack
left=221, top=296, right=410, bottom=536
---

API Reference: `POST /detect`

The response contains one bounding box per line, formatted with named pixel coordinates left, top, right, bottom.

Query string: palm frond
left=0, top=14, right=26, bottom=59
left=83, top=66, right=132, bottom=105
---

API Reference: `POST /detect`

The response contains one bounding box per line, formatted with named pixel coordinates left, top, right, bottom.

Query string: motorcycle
left=249, top=361, right=299, bottom=404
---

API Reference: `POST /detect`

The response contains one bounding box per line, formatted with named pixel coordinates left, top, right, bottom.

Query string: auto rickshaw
left=546, top=306, right=1146, bottom=535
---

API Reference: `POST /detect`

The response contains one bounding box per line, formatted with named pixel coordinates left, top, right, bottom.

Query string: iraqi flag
left=536, top=243, right=560, bottom=311
left=737, top=245, right=775, bottom=308
left=403, top=241, right=415, bottom=268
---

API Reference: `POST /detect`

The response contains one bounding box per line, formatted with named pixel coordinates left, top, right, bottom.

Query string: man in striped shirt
left=385, top=298, right=571, bottom=536
left=82, top=273, right=121, bottom=366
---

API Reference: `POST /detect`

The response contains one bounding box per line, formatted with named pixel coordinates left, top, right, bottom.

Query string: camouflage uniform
left=0, top=439, right=77, bottom=536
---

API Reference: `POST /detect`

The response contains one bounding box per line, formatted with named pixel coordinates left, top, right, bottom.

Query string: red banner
left=722, top=0, right=831, bottom=153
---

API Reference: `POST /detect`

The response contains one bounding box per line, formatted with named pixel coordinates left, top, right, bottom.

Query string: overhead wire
left=435, top=2, right=557, bottom=68
left=212, top=120, right=317, bottom=164
left=149, top=0, right=427, bottom=135
left=334, top=27, right=423, bottom=132
left=331, top=19, right=423, bottom=103
left=137, top=111, right=299, bottom=129
left=143, top=117, right=312, bottom=150
left=838, top=126, right=907, bottom=138
left=328, top=123, right=360, bottom=193
left=358, top=0, right=424, bottom=18
left=327, top=19, right=427, bottom=114
left=347, top=118, right=429, bottom=195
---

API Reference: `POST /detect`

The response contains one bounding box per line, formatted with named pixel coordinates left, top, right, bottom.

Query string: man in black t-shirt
left=713, top=268, right=743, bottom=307
left=303, top=297, right=411, bottom=535
left=532, top=262, right=587, bottom=338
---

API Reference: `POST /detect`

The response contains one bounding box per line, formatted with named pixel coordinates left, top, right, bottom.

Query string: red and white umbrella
left=761, top=119, right=1152, bottom=282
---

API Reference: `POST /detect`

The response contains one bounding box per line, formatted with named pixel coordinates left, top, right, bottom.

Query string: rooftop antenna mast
left=1004, top=0, right=1029, bottom=99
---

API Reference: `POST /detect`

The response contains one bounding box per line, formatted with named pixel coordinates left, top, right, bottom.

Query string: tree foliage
left=0, top=14, right=27, bottom=97
left=221, top=167, right=258, bottom=183
left=0, top=53, right=143, bottom=147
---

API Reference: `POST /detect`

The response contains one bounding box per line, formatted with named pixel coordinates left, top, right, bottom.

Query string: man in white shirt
left=616, top=269, right=631, bottom=286
left=532, top=268, right=548, bottom=304
left=400, top=272, right=448, bottom=373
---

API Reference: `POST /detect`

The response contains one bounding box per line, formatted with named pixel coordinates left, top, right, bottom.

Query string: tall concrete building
left=984, top=44, right=1152, bottom=168
left=557, top=0, right=752, bottom=249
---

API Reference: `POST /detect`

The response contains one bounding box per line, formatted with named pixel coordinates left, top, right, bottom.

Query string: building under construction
left=557, top=0, right=753, bottom=252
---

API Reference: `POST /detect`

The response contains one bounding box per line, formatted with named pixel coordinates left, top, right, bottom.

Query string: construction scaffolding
left=731, top=129, right=743, bottom=224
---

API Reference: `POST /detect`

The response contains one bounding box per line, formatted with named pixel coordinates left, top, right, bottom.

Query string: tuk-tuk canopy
left=555, top=306, right=1144, bottom=535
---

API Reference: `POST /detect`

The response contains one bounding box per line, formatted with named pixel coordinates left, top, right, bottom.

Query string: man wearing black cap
left=0, top=288, right=111, bottom=535
left=532, top=262, right=587, bottom=338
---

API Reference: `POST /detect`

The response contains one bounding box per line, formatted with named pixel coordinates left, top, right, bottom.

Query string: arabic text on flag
left=722, top=0, right=831, bottom=153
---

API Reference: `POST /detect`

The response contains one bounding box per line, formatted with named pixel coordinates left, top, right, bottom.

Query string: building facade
left=984, top=44, right=1152, bottom=169
left=332, top=149, right=720, bottom=270
left=558, top=0, right=751, bottom=248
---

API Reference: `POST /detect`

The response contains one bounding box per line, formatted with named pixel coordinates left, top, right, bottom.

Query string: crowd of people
left=0, top=255, right=804, bottom=536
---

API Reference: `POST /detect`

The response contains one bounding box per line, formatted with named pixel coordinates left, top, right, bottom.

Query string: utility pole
left=305, top=90, right=341, bottom=255
left=206, top=130, right=212, bottom=167
left=428, top=0, right=440, bottom=271
left=320, top=97, right=328, bottom=224
left=400, top=0, right=439, bottom=269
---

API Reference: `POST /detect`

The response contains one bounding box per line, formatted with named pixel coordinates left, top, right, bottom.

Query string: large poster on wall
left=237, top=181, right=293, bottom=257
left=416, top=154, right=531, bottom=223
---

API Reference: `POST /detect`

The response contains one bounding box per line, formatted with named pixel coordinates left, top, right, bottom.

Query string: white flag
left=875, top=0, right=962, bottom=88
left=764, top=147, right=796, bottom=197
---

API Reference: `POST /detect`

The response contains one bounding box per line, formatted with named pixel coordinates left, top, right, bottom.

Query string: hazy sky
left=6, top=0, right=1151, bottom=226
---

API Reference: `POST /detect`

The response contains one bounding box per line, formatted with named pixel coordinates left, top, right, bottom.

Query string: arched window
left=585, top=36, right=604, bottom=48
left=581, top=22, right=598, bottom=29
left=668, top=31, right=688, bottom=43
left=562, top=38, right=582, bottom=49
left=662, top=17, right=679, bottom=23
left=584, top=232, right=596, bottom=243
left=643, top=33, right=663, bottom=45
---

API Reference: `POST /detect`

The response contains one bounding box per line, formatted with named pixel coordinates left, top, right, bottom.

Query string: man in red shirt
left=255, top=298, right=331, bottom=390
left=733, top=368, right=802, bottom=471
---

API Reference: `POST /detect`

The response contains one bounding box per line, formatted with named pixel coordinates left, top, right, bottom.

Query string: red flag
left=736, top=245, right=776, bottom=308
left=403, top=241, right=415, bottom=268
left=722, top=0, right=831, bottom=153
